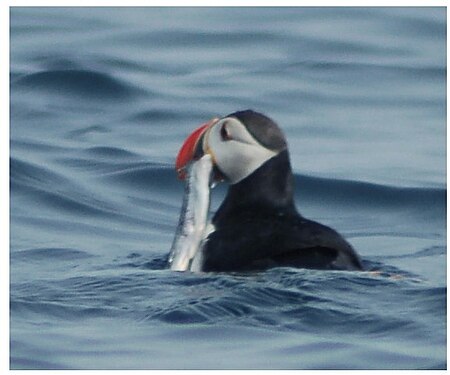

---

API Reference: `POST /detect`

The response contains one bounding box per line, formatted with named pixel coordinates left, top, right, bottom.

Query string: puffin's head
left=176, top=110, right=288, bottom=184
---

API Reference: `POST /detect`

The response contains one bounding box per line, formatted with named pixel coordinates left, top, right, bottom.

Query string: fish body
left=168, top=154, right=213, bottom=271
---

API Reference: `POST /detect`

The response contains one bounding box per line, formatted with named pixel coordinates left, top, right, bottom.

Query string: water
left=10, top=7, right=446, bottom=369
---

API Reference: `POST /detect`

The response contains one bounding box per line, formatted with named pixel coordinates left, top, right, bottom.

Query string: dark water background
left=10, top=7, right=446, bottom=369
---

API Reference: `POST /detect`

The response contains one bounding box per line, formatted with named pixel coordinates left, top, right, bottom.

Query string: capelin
left=169, top=154, right=214, bottom=272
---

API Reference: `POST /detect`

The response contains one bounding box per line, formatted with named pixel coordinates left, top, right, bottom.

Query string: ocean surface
left=10, top=7, right=446, bottom=369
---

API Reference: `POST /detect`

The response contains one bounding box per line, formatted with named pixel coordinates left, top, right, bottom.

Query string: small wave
left=118, top=253, right=168, bottom=270
left=373, top=245, right=446, bottom=260
left=130, top=109, right=203, bottom=123
left=152, top=295, right=256, bottom=324
left=291, top=36, right=408, bottom=58
left=11, top=157, right=69, bottom=188
left=54, top=157, right=143, bottom=174
left=12, top=69, right=143, bottom=100
left=110, top=29, right=279, bottom=49
left=294, top=173, right=446, bottom=211
left=11, top=139, right=68, bottom=154
left=10, top=299, right=115, bottom=320
left=140, top=266, right=421, bottom=333
left=11, top=157, right=122, bottom=218
left=11, top=247, right=93, bottom=261
left=380, top=10, right=446, bottom=38
left=295, top=60, right=445, bottom=80
left=84, top=146, right=138, bottom=159
left=66, top=125, right=109, bottom=139
left=10, top=354, right=69, bottom=370
left=12, top=181, right=116, bottom=218
left=99, top=162, right=180, bottom=192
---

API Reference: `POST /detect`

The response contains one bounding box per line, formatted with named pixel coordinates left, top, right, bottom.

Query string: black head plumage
left=226, top=110, right=287, bottom=152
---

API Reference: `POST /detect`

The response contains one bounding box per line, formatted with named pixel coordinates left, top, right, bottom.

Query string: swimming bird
left=175, top=110, right=363, bottom=272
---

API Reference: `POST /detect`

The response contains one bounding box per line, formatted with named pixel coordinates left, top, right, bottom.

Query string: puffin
left=175, top=110, right=363, bottom=272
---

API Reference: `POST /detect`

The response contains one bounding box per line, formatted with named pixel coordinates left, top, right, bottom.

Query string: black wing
left=201, top=216, right=363, bottom=272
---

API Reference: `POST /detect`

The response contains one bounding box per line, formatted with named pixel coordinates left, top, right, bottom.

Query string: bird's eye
left=220, top=122, right=231, bottom=141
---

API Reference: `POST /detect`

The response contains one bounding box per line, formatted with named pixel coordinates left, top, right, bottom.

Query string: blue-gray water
left=10, top=7, right=446, bottom=369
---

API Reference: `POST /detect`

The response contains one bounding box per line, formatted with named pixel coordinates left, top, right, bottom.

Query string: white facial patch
left=205, top=117, right=277, bottom=184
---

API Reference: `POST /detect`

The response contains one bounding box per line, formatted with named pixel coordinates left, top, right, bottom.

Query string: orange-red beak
left=175, top=118, right=219, bottom=180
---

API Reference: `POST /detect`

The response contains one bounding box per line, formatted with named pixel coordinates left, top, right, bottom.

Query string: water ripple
left=13, top=69, right=144, bottom=100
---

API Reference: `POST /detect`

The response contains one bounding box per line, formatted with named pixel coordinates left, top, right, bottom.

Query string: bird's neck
left=213, top=150, right=297, bottom=224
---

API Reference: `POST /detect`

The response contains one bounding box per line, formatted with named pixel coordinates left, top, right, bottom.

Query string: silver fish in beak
left=168, top=154, right=214, bottom=271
